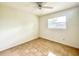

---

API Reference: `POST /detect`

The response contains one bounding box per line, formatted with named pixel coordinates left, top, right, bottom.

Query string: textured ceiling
left=0, top=2, right=79, bottom=16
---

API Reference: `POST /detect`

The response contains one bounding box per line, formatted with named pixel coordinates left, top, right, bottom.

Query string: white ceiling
left=0, top=2, right=79, bottom=16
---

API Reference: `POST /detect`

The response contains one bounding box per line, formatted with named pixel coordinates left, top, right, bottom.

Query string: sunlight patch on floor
left=48, top=52, right=56, bottom=56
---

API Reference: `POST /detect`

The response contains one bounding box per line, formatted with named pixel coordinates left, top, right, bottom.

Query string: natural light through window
left=48, top=16, right=66, bottom=29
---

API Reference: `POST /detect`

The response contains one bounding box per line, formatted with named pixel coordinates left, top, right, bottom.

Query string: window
left=48, top=16, right=66, bottom=29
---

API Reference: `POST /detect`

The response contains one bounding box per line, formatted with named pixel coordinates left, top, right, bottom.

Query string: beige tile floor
left=0, top=38, right=79, bottom=56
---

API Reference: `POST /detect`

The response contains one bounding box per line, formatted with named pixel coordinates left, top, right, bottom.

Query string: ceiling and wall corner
left=0, top=2, right=79, bottom=16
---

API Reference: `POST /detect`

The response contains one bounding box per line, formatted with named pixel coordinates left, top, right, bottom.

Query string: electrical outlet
left=62, top=38, right=65, bottom=40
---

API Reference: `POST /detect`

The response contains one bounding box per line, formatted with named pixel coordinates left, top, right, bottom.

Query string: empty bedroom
left=0, top=2, right=79, bottom=56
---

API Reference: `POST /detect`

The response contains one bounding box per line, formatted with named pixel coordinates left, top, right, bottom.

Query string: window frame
left=48, top=16, right=67, bottom=29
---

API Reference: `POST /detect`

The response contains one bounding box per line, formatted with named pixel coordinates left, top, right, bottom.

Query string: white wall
left=0, top=4, right=39, bottom=51
left=40, top=7, right=79, bottom=48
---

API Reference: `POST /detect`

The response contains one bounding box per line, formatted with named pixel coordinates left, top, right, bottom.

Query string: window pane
left=56, top=16, right=66, bottom=22
left=48, top=16, right=66, bottom=29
